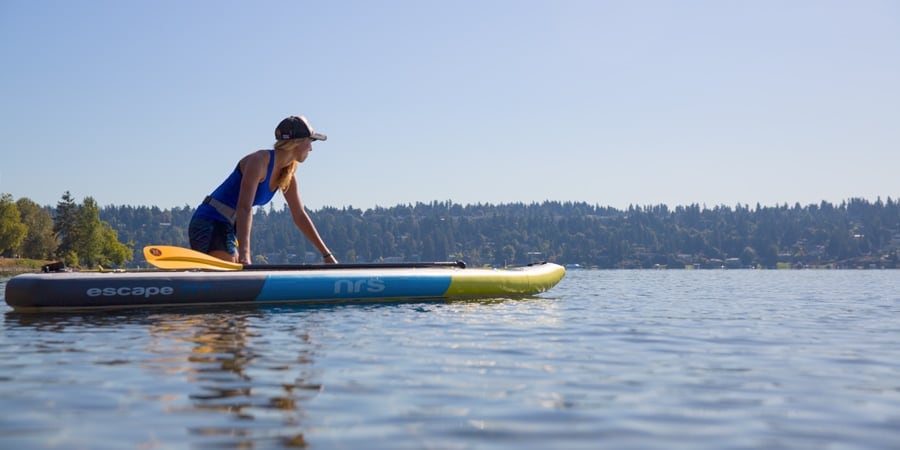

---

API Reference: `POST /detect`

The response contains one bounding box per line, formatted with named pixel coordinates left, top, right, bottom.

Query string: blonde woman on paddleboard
left=189, top=115, right=337, bottom=265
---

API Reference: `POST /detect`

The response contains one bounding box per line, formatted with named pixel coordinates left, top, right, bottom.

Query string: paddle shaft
left=230, top=261, right=466, bottom=271
left=144, top=245, right=467, bottom=271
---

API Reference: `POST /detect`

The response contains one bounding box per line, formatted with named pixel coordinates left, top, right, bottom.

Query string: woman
left=189, top=115, right=337, bottom=265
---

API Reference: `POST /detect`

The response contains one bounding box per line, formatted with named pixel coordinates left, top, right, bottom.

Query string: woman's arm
left=284, top=175, right=338, bottom=263
left=235, top=151, right=268, bottom=264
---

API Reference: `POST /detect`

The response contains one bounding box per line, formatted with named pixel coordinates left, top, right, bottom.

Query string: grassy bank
left=0, top=257, right=54, bottom=274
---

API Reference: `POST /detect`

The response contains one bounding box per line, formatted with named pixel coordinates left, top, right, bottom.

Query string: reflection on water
left=2, top=306, right=324, bottom=448
left=164, top=310, right=324, bottom=448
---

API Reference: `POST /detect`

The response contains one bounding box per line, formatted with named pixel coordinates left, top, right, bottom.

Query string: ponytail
left=273, top=140, right=299, bottom=193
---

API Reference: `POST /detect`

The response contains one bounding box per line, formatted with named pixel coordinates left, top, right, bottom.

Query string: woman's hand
left=323, top=253, right=338, bottom=264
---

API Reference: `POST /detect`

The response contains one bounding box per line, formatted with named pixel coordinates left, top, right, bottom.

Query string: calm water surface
left=1, top=270, right=899, bottom=449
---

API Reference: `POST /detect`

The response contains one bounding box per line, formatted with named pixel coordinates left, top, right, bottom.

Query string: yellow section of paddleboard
left=444, top=263, right=565, bottom=297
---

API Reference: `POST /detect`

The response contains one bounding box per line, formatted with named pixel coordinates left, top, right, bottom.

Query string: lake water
left=1, top=269, right=899, bottom=449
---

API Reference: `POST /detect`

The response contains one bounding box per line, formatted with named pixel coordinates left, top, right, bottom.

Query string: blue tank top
left=195, top=150, right=279, bottom=222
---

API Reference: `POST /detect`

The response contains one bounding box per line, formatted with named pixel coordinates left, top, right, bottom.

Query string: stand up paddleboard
left=4, top=246, right=566, bottom=312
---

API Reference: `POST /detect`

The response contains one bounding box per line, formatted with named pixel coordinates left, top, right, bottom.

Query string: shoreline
left=0, top=258, right=53, bottom=275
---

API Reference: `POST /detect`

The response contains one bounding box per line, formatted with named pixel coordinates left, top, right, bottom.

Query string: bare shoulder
left=241, top=149, right=271, bottom=165
left=238, top=150, right=271, bottom=180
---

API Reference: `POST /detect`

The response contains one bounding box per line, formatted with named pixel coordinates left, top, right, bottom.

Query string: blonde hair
left=273, top=140, right=300, bottom=193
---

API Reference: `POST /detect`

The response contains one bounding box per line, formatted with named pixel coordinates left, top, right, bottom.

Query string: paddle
left=143, top=245, right=466, bottom=271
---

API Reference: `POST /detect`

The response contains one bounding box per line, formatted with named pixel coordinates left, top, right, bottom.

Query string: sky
left=1, top=0, right=898, bottom=212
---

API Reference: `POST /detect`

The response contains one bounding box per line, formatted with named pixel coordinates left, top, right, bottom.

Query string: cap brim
left=310, top=132, right=327, bottom=141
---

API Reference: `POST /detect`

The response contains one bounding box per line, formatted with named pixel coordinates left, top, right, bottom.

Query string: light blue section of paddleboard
left=256, top=272, right=453, bottom=301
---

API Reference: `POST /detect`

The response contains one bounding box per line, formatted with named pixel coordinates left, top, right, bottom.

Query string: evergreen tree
left=54, top=191, right=78, bottom=260
left=50, top=193, right=133, bottom=268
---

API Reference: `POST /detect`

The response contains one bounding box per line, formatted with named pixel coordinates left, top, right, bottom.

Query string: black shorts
left=189, top=216, right=237, bottom=255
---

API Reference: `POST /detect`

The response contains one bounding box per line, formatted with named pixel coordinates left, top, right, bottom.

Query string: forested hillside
left=97, top=198, right=899, bottom=269
left=3, top=193, right=897, bottom=269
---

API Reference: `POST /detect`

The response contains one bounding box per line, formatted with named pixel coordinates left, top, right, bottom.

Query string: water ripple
left=2, top=270, right=899, bottom=448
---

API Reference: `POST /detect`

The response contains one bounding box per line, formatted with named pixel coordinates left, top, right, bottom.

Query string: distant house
left=676, top=254, right=694, bottom=264
left=777, top=252, right=793, bottom=263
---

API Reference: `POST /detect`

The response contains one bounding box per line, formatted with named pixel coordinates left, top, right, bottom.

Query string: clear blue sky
left=2, top=1, right=898, bottom=211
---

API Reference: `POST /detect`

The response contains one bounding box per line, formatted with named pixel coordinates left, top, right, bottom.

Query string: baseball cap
left=275, top=116, right=327, bottom=141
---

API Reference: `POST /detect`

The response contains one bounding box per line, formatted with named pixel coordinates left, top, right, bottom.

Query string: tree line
left=1, top=193, right=898, bottom=269
left=0, top=191, right=130, bottom=267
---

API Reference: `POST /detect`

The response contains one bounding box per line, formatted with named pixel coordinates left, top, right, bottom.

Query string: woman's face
left=294, top=138, right=313, bottom=162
